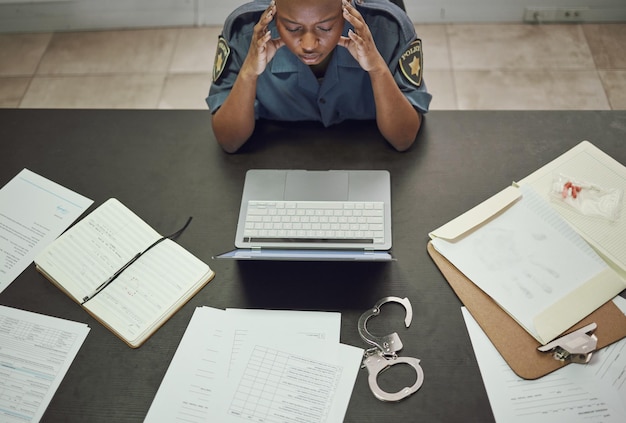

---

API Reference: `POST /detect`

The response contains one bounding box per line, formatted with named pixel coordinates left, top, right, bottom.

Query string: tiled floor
left=1, top=23, right=625, bottom=110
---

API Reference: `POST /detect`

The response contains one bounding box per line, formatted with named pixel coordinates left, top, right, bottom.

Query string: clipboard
left=427, top=140, right=626, bottom=379
left=428, top=241, right=626, bottom=379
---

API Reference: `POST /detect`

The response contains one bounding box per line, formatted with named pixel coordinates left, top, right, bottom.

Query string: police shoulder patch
left=213, top=36, right=231, bottom=83
left=398, top=39, right=423, bottom=87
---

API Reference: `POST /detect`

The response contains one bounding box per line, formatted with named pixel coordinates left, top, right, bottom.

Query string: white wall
left=0, top=0, right=625, bottom=33
left=404, top=0, right=626, bottom=23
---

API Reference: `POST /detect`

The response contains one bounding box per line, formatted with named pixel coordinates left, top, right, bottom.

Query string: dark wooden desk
left=1, top=110, right=625, bottom=422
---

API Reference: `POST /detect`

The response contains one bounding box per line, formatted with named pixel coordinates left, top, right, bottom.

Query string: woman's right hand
left=242, top=1, right=285, bottom=78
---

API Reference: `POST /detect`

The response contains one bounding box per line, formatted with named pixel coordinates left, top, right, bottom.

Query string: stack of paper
left=144, top=307, right=363, bottom=423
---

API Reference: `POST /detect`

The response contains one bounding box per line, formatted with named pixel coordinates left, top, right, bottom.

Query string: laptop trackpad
left=284, top=171, right=348, bottom=201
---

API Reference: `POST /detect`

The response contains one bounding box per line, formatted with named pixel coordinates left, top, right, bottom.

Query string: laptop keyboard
left=243, top=200, right=385, bottom=244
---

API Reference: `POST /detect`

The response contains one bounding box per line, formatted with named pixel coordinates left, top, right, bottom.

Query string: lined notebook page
left=35, top=198, right=161, bottom=301
left=35, top=198, right=213, bottom=346
left=84, top=239, right=211, bottom=343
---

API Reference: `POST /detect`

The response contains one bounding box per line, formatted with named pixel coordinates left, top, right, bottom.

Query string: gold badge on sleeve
left=213, top=36, right=231, bottom=82
left=399, top=39, right=423, bottom=87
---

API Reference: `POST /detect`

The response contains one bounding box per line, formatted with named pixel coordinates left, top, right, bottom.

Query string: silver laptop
left=215, top=169, right=394, bottom=261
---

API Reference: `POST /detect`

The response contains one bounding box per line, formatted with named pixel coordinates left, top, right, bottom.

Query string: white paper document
left=0, top=168, right=93, bottom=292
left=432, top=185, right=625, bottom=344
left=223, top=308, right=342, bottom=373
left=517, top=141, right=626, bottom=278
left=218, top=333, right=362, bottom=423
left=145, top=307, right=362, bottom=423
left=143, top=307, right=227, bottom=423
left=0, top=305, right=90, bottom=423
left=462, top=297, right=626, bottom=423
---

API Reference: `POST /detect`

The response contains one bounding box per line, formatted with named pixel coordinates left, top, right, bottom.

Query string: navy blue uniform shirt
left=207, top=0, right=431, bottom=126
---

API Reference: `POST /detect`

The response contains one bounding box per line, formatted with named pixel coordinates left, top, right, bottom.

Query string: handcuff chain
left=357, top=297, right=424, bottom=402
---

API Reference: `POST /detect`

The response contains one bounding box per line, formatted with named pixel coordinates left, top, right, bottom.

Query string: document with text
left=0, top=168, right=92, bottom=292
left=0, top=305, right=90, bottom=423
left=223, top=308, right=342, bottom=374
left=215, top=332, right=363, bottom=423
left=144, top=307, right=359, bottom=423
left=143, top=307, right=227, bottom=423
left=463, top=297, right=626, bottom=423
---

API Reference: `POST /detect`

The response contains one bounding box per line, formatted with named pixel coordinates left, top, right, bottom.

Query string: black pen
left=80, top=216, right=192, bottom=305
left=81, top=237, right=166, bottom=304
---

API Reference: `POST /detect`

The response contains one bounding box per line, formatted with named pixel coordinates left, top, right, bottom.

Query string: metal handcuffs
left=358, top=296, right=424, bottom=402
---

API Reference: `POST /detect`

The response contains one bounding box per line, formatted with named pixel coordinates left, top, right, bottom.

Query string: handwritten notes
left=34, top=198, right=214, bottom=347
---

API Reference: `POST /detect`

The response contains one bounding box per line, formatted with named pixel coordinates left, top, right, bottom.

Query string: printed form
left=145, top=307, right=363, bottom=423
left=463, top=296, right=626, bottom=423
left=0, top=305, right=90, bottom=423
left=220, top=336, right=361, bottom=423
left=0, top=168, right=92, bottom=292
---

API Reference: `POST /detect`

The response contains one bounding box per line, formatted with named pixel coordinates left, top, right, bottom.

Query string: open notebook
left=215, top=169, right=394, bottom=261
left=35, top=199, right=215, bottom=347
